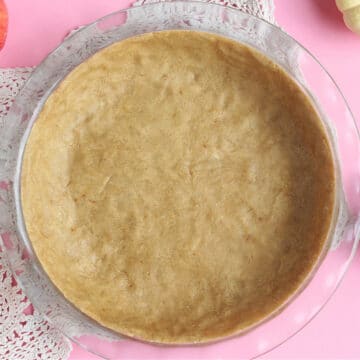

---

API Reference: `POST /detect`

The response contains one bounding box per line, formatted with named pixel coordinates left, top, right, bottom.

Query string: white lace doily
left=0, top=1, right=275, bottom=359
left=133, top=0, right=275, bottom=23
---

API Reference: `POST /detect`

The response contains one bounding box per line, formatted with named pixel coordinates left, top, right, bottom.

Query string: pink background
left=1, top=0, right=359, bottom=358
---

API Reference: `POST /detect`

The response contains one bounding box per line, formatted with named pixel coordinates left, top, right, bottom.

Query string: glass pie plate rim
left=1, top=1, right=359, bottom=359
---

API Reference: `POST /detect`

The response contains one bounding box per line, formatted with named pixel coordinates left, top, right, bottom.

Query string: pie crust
left=21, top=31, right=336, bottom=343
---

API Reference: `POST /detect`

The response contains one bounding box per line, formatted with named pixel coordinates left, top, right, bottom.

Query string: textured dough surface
left=21, top=31, right=335, bottom=343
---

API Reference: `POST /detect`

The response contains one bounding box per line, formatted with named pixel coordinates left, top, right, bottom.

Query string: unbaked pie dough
left=21, top=30, right=336, bottom=343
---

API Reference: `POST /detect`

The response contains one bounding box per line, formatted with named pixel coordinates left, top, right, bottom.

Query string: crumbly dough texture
left=22, top=31, right=335, bottom=344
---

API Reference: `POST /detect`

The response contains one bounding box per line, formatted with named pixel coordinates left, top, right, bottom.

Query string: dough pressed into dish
left=21, top=30, right=336, bottom=344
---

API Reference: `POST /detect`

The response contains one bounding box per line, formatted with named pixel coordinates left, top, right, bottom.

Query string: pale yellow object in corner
left=336, top=0, right=360, bottom=34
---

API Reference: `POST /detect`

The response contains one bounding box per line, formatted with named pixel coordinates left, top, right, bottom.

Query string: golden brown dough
left=21, top=30, right=336, bottom=343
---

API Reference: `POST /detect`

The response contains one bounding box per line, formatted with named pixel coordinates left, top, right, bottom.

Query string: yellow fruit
left=336, top=0, right=360, bottom=34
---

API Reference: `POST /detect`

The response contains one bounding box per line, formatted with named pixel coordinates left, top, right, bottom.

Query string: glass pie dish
left=1, top=1, right=359, bottom=359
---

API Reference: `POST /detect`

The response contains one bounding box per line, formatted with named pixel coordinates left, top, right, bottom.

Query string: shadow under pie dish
left=19, top=29, right=337, bottom=344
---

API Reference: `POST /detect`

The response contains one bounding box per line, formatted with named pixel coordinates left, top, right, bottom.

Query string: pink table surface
left=1, top=0, right=360, bottom=359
